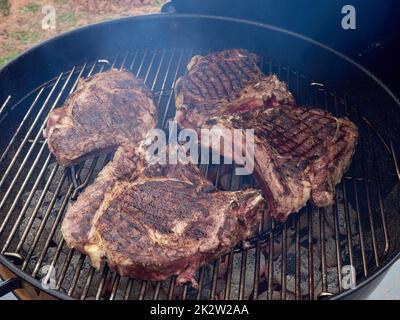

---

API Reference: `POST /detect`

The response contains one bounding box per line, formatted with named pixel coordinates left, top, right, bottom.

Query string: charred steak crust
left=61, top=146, right=143, bottom=253
left=62, top=146, right=264, bottom=287
left=223, top=105, right=359, bottom=220
left=48, top=69, right=265, bottom=286
left=84, top=155, right=264, bottom=287
left=175, top=49, right=295, bottom=130
left=44, top=69, right=157, bottom=166
left=175, top=49, right=359, bottom=220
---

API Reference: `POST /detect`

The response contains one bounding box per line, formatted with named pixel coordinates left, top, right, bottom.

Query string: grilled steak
left=175, top=49, right=295, bottom=130
left=175, top=50, right=359, bottom=220
left=61, top=146, right=143, bottom=253
left=62, top=146, right=264, bottom=287
left=215, top=105, right=358, bottom=220
left=46, top=69, right=264, bottom=286
left=44, top=69, right=156, bottom=166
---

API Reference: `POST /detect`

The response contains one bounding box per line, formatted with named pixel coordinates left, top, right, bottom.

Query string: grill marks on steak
left=46, top=68, right=265, bottom=286
left=180, top=49, right=261, bottom=102
left=61, top=146, right=143, bottom=253
left=62, top=146, right=264, bottom=286
left=175, top=49, right=295, bottom=130
left=223, top=105, right=358, bottom=219
left=44, top=69, right=156, bottom=166
left=85, top=155, right=263, bottom=286
left=175, top=49, right=359, bottom=220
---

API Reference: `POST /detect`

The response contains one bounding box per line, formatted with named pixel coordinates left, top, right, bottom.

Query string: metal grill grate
left=0, top=48, right=399, bottom=300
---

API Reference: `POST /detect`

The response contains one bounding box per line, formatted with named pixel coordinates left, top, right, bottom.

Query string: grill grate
left=0, top=48, right=398, bottom=300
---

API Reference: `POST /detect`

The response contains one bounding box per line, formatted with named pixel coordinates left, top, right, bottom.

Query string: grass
left=0, top=0, right=10, bottom=16
left=20, top=2, right=41, bottom=13
left=0, top=2, right=161, bottom=69
left=10, top=31, right=40, bottom=44
left=58, top=11, right=78, bottom=25
left=0, top=50, right=19, bottom=67
left=100, top=15, right=114, bottom=22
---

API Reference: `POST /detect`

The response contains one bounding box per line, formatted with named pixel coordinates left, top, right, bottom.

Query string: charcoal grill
left=0, top=14, right=399, bottom=300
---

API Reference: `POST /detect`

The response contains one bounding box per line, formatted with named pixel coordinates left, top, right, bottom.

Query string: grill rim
left=0, top=13, right=400, bottom=300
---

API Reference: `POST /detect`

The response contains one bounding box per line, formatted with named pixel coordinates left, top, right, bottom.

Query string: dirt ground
left=0, top=0, right=162, bottom=66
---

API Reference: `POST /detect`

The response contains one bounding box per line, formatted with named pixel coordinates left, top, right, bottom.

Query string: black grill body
left=0, top=14, right=399, bottom=300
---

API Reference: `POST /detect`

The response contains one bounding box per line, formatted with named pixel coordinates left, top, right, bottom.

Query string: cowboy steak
left=44, top=69, right=156, bottom=166
left=174, top=49, right=295, bottom=130
left=45, top=69, right=264, bottom=286
left=214, top=105, right=358, bottom=220
left=175, top=49, right=359, bottom=220
left=62, top=146, right=264, bottom=287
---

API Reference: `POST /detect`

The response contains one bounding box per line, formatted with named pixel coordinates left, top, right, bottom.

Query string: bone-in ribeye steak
left=214, top=105, right=358, bottom=220
left=44, top=69, right=156, bottom=166
left=62, top=146, right=263, bottom=286
left=175, top=49, right=359, bottom=220
left=44, top=69, right=264, bottom=286
left=175, top=49, right=295, bottom=131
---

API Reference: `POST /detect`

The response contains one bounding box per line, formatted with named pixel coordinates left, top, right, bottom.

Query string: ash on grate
left=35, top=250, right=99, bottom=299
left=18, top=190, right=63, bottom=257
left=60, top=253, right=97, bottom=298
left=254, top=184, right=376, bottom=299
left=228, top=248, right=264, bottom=299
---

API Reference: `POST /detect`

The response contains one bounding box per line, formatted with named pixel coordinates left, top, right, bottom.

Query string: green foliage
left=0, top=0, right=10, bottom=16
left=0, top=51, right=19, bottom=67
left=20, top=2, right=41, bottom=13
left=100, top=16, right=114, bottom=22
left=58, top=11, right=78, bottom=25
left=11, top=31, right=40, bottom=44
